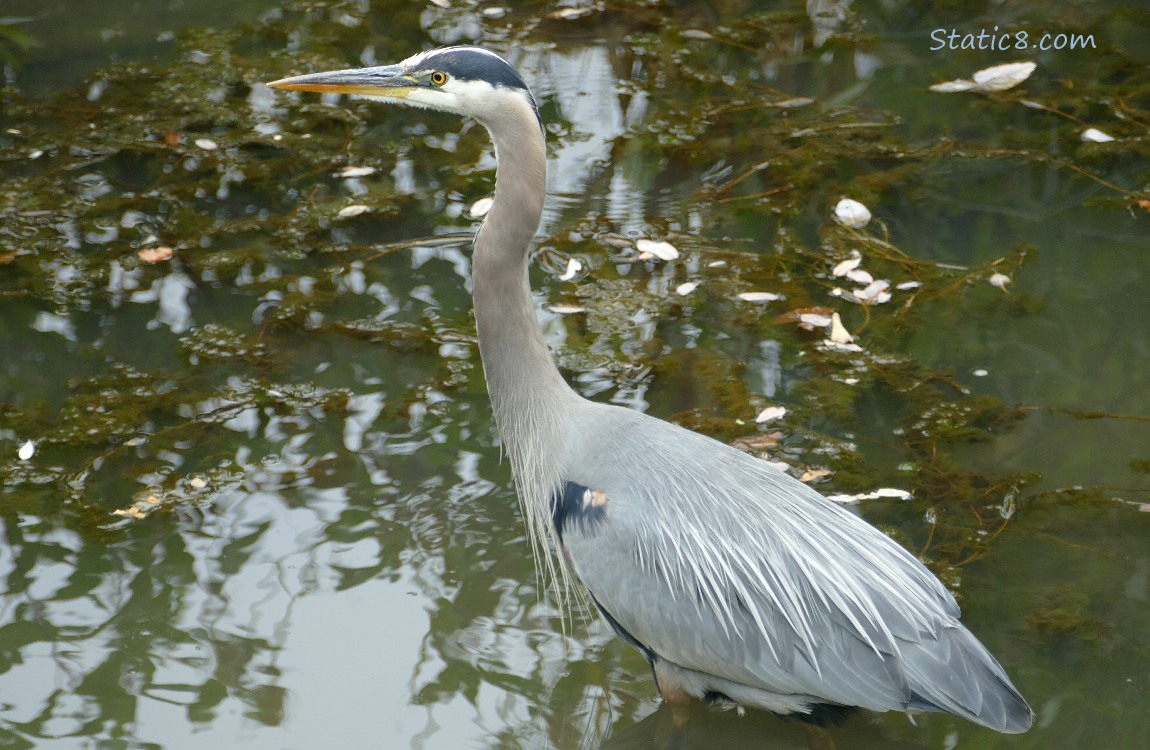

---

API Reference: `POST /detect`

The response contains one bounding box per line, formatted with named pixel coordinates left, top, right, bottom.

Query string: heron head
left=268, top=46, right=541, bottom=132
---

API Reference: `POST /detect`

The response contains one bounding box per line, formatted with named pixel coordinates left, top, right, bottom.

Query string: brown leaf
left=732, top=432, right=784, bottom=452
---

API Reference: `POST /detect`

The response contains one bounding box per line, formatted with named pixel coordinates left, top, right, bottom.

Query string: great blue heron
left=269, top=46, right=1034, bottom=733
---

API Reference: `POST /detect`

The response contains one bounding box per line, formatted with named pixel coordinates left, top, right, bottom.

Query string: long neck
left=472, top=117, right=579, bottom=490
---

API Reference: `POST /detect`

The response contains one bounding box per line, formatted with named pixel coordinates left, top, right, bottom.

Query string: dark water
left=1, top=1, right=1148, bottom=748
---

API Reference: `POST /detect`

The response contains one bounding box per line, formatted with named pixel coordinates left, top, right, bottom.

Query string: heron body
left=269, top=46, right=1034, bottom=733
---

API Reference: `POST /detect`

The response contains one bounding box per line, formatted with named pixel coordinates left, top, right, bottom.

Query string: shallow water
left=1, top=1, right=1148, bottom=748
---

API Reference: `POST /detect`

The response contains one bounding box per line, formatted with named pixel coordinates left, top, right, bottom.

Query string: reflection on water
left=1, top=1, right=1148, bottom=749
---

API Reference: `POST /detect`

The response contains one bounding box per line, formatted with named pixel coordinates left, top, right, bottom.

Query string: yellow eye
left=430, top=71, right=447, bottom=86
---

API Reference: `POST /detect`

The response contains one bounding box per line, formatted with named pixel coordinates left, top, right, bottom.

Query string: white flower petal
left=338, top=166, right=377, bottom=178
left=737, top=291, right=784, bottom=302
left=829, top=312, right=853, bottom=344
left=469, top=196, right=494, bottom=218
left=857, top=279, right=891, bottom=304
left=755, top=405, right=787, bottom=423
left=18, top=440, right=34, bottom=461
left=895, top=280, right=921, bottom=290
left=970, top=61, right=1036, bottom=90
left=1081, top=128, right=1115, bottom=143
left=338, top=204, right=370, bottom=218
left=832, top=256, right=862, bottom=277
left=931, top=61, right=1037, bottom=94
left=557, top=258, right=583, bottom=281
left=833, top=198, right=871, bottom=228
left=845, top=268, right=873, bottom=285
left=676, top=281, right=700, bottom=296
left=799, top=313, right=833, bottom=328
left=548, top=304, right=586, bottom=314
left=988, top=272, right=1012, bottom=290
left=194, top=138, right=218, bottom=150
left=635, top=239, right=680, bottom=260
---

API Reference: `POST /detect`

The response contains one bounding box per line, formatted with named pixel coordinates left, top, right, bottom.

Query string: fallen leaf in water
left=732, top=432, right=783, bottom=452
left=800, top=468, right=832, bottom=482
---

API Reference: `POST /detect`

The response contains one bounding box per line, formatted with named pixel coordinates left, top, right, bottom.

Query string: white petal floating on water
left=338, top=204, right=370, bottom=218
left=832, top=255, right=862, bottom=277
left=469, top=196, right=494, bottom=218
left=137, top=246, right=174, bottom=263
left=194, top=138, right=219, bottom=150
left=930, top=61, right=1037, bottom=93
left=845, top=268, right=873, bottom=285
left=829, top=312, right=853, bottom=344
left=636, top=239, right=680, bottom=261
left=775, top=97, right=815, bottom=109
left=857, top=279, right=891, bottom=304
left=676, top=281, right=700, bottom=296
left=755, top=405, right=787, bottom=423
left=827, top=488, right=912, bottom=504
left=549, top=6, right=594, bottom=20
left=338, top=165, right=377, bottom=178
left=833, top=198, right=871, bottom=228
left=17, top=440, right=34, bottom=461
left=557, top=258, right=583, bottom=281
left=799, top=313, right=833, bottom=328
left=819, top=339, right=864, bottom=353
left=973, top=368, right=989, bottom=377
left=971, top=61, right=1037, bottom=90
left=548, top=304, right=586, bottom=314
left=681, top=28, right=714, bottom=40
left=188, top=475, right=207, bottom=489
left=738, top=291, right=784, bottom=302
left=1081, top=127, right=1115, bottom=143
left=988, top=272, right=1012, bottom=290
left=707, top=260, right=727, bottom=268
left=895, top=280, right=921, bottom=290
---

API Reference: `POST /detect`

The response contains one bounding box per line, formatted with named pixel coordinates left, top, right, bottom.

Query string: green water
left=1, top=1, right=1148, bottom=748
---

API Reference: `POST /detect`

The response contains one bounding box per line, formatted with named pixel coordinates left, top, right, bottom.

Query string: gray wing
left=558, top=407, right=1032, bottom=731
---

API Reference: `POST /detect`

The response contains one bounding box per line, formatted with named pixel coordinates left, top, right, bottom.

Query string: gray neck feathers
left=471, top=110, right=581, bottom=573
